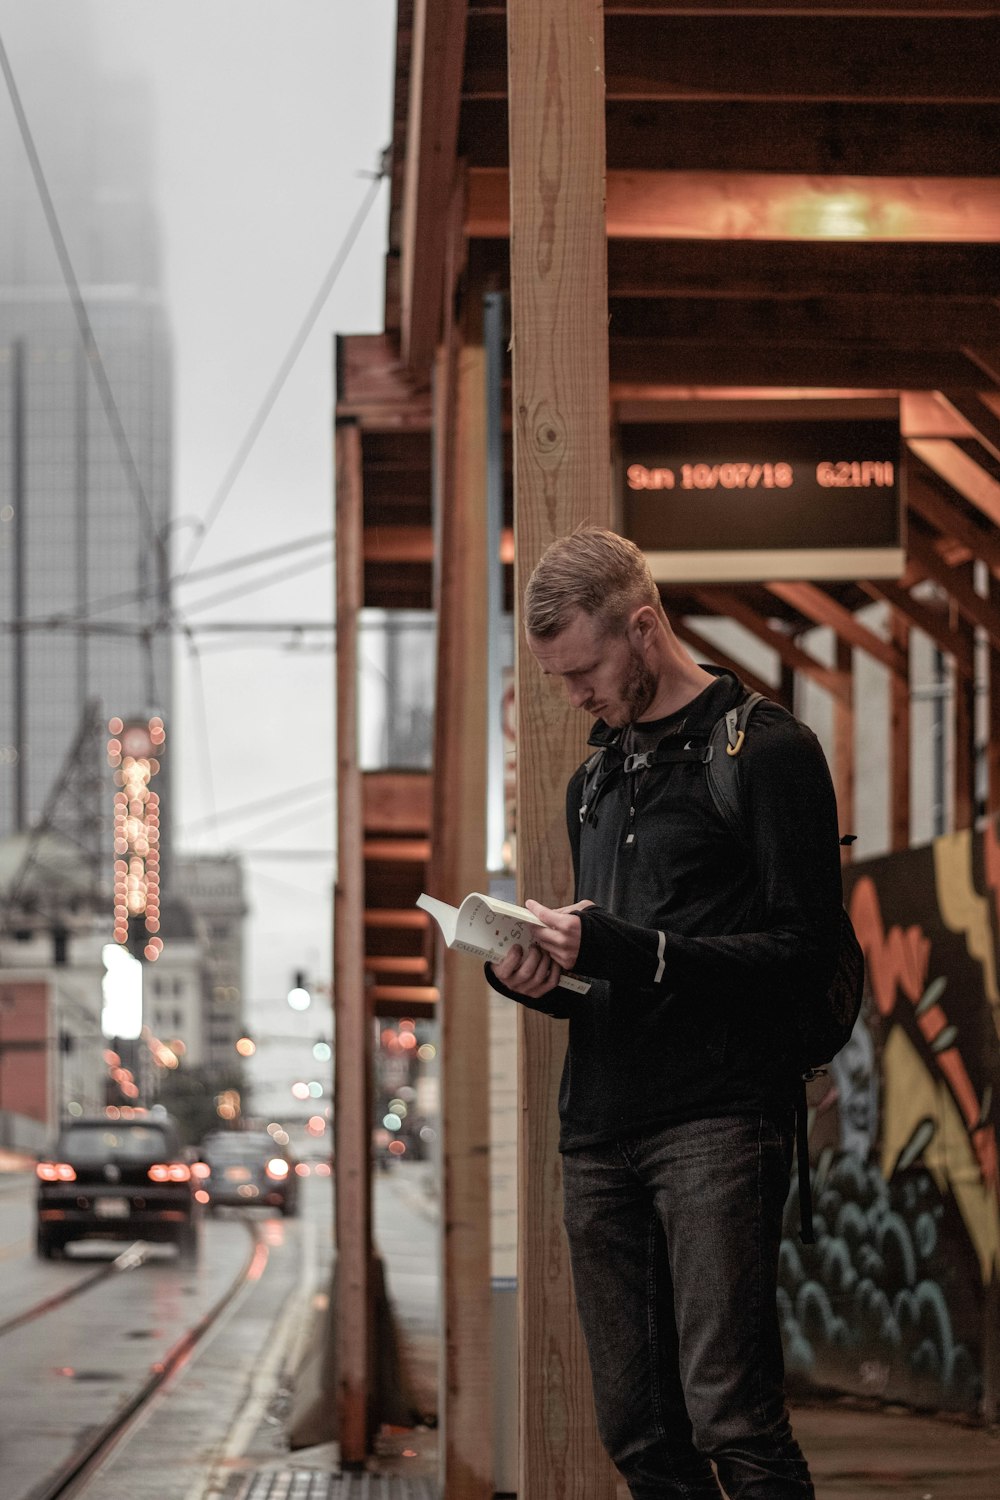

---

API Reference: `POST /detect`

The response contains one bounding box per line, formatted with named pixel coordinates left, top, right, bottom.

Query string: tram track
left=18, top=1222, right=269, bottom=1500
left=0, top=1241, right=151, bottom=1339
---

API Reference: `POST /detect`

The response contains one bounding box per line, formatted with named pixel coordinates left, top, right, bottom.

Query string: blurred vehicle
left=36, top=1114, right=199, bottom=1259
left=197, top=1130, right=299, bottom=1215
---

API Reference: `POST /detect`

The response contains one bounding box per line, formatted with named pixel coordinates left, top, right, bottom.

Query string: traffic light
left=287, top=971, right=311, bottom=1011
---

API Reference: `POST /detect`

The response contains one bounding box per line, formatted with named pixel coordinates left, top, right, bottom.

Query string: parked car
left=36, top=1113, right=199, bottom=1259
left=197, top=1131, right=299, bottom=1216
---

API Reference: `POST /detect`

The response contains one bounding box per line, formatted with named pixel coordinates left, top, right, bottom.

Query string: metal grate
left=223, top=1472, right=437, bottom=1500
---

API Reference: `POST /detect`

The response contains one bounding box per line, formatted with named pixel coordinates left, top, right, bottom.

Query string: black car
left=36, top=1113, right=199, bottom=1259
left=197, top=1130, right=299, bottom=1215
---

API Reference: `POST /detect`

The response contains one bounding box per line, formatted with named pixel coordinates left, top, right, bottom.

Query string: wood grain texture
left=333, top=418, right=375, bottom=1459
left=507, top=2, right=617, bottom=1496
left=431, top=335, right=495, bottom=1500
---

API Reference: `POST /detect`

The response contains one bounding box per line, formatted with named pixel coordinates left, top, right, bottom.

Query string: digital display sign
left=622, top=417, right=904, bottom=583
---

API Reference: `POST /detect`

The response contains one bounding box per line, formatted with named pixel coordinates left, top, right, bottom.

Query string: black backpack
left=579, top=688, right=865, bottom=1241
left=705, top=692, right=865, bottom=1243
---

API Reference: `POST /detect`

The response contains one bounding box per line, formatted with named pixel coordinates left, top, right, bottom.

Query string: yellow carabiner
left=725, top=730, right=745, bottom=757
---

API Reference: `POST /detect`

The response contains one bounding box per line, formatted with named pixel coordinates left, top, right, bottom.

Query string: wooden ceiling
left=351, top=1, right=1000, bottom=644
left=333, top=1, right=1000, bottom=1018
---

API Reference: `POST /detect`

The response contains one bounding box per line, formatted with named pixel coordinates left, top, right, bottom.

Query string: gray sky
left=1, top=1, right=396, bottom=1067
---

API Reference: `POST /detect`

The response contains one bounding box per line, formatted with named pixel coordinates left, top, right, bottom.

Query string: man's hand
left=526, top=899, right=594, bottom=971
left=489, top=899, right=594, bottom=999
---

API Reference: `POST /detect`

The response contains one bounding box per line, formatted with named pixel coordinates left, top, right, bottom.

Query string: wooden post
left=431, top=320, right=494, bottom=1498
left=954, top=568, right=976, bottom=830
left=507, top=3, right=617, bottom=1497
left=334, top=417, right=375, bottom=1461
left=890, top=612, right=911, bottom=851
left=989, top=578, right=1000, bottom=820
left=833, top=637, right=855, bottom=846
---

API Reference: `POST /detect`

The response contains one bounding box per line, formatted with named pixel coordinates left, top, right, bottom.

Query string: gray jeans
left=561, top=1112, right=813, bottom=1499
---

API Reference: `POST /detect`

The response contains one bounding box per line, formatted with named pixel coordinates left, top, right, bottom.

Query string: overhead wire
left=181, top=548, right=333, bottom=616
left=176, top=153, right=389, bottom=578
left=7, top=531, right=337, bottom=630
left=176, top=777, right=333, bottom=837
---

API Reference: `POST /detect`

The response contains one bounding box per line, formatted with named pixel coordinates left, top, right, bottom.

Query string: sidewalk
left=380, top=1165, right=1000, bottom=1499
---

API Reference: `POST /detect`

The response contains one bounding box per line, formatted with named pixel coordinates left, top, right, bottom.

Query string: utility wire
left=14, top=531, right=336, bottom=630
left=182, top=627, right=221, bottom=844
left=176, top=777, right=333, bottom=836
left=182, top=548, right=332, bottom=616
left=0, top=29, right=169, bottom=588
left=177, top=153, right=389, bottom=578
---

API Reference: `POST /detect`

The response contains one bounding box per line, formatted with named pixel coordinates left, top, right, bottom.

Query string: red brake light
left=266, top=1157, right=289, bottom=1180
left=148, top=1162, right=191, bottom=1183
left=37, top=1162, right=76, bottom=1183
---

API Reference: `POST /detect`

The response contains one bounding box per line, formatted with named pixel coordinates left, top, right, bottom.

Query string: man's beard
left=609, top=644, right=657, bottom=725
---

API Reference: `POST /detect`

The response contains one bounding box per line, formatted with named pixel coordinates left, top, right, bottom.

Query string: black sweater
left=487, top=670, right=844, bottom=1151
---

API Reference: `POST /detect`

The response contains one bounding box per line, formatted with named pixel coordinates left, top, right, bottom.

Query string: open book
left=416, top=892, right=591, bottom=994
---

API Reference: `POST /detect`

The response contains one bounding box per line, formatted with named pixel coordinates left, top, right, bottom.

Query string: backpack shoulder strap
left=705, top=690, right=768, bottom=847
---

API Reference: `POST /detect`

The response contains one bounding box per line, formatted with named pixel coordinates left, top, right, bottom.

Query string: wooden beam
left=430, top=325, right=494, bottom=1498
left=364, top=955, right=430, bottom=975
left=907, top=475, right=1000, bottom=577
left=690, top=586, right=852, bottom=702
left=336, top=332, right=433, bottom=427
left=467, top=13, right=1000, bottom=103
left=953, top=565, right=977, bottom=829
left=333, top=417, right=375, bottom=1460
left=908, top=438, right=1000, bottom=530
left=889, top=612, right=911, bottom=851
left=940, top=391, right=1000, bottom=466
left=989, top=575, right=1000, bottom=821
left=460, top=97, right=1000, bottom=175
left=606, top=294, right=1000, bottom=346
left=609, top=338, right=987, bottom=391
left=833, top=637, right=855, bottom=850
left=368, top=994, right=437, bottom=1020
left=604, top=238, right=1000, bottom=299
left=766, top=582, right=908, bottom=676
left=907, top=527, right=1000, bottom=651
left=858, top=578, right=974, bottom=678
left=363, top=525, right=434, bottom=564
left=364, top=907, right=431, bottom=930
left=369, top=984, right=439, bottom=1009
left=599, top=2, right=1000, bottom=13
left=469, top=235, right=1000, bottom=300
left=400, top=0, right=468, bottom=371
left=507, top=2, right=616, bottom=1495
left=363, top=772, right=432, bottom=834
left=467, top=168, right=1000, bottom=242
left=363, top=838, right=432, bottom=862
left=674, top=618, right=785, bottom=705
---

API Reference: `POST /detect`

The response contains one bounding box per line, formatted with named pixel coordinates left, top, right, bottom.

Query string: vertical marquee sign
left=107, top=716, right=166, bottom=963
left=622, top=411, right=904, bottom=583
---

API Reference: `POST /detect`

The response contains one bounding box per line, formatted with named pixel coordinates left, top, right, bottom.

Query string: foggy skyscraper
left=0, top=10, right=173, bottom=883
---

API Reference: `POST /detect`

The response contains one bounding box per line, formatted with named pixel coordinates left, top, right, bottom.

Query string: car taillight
left=148, top=1162, right=192, bottom=1183
left=37, top=1162, right=76, bottom=1182
left=190, top=1161, right=210, bottom=1180
left=266, top=1158, right=289, bottom=1180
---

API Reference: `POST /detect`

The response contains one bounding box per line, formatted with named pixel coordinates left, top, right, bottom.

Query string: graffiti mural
left=779, top=822, right=1000, bottom=1415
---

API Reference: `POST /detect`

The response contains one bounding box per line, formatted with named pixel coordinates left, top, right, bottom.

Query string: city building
left=172, top=854, right=248, bottom=1072
left=0, top=12, right=173, bottom=877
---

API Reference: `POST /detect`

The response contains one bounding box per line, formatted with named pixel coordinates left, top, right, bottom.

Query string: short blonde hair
left=524, top=528, right=661, bottom=639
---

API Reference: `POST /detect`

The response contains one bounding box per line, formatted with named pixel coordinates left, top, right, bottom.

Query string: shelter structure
left=334, top=4, right=1000, bottom=1495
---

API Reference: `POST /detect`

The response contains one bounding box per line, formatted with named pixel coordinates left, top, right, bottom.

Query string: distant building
left=172, top=855, right=248, bottom=1073
left=0, top=15, right=173, bottom=879
left=143, top=893, right=204, bottom=1073
left=0, top=831, right=108, bottom=1146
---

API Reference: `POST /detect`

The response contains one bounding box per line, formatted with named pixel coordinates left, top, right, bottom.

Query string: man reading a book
left=486, top=527, right=842, bottom=1500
